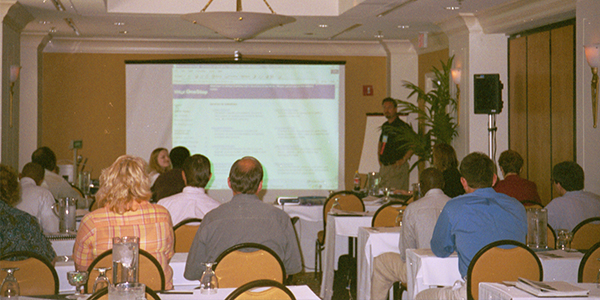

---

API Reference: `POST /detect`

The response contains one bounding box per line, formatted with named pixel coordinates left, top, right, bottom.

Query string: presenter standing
left=378, top=97, right=414, bottom=191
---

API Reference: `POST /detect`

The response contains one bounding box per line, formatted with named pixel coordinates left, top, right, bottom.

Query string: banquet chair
left=215, top=243, right=286, bottom=288
left=87, top=285, right=161, bottom=300
left=371, top=201, right=407, bottom=227
left=173, top=218, right=202, bottom=253
left=578, top=241, right=600, bottom=283
left=467, top=240, right=542, bottom=300
left=570, top=217, right=600, bottom=251
left=0, top=251, right=59, bottom=295
left=85, top=249, right=165, bottom=293
left=224, top=279, right=296, bottom=300
left=521, top=200, right=543, bottom=208
left=315, top=190, right=364, bottom=278
left=547, top=224, right=557, bottom=249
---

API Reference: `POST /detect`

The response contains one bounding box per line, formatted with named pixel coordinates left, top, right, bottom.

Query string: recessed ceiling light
left=49, top=27, right=57, bottom=33
left=114, top=22, right=125, bottom=26
left=398, top=25, right=410, bottom=29
left=319, top=24, right=328, bottom=28
left=38, top=20, right=52, bottom=25
left=445, top=6, right=460, bottom=10
left=119, top=30, right=128, bottom=34
left=374, top=31, right=384, bottom=39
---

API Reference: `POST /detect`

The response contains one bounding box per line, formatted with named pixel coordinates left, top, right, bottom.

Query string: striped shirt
left=73, top=200, right=174, bottom=289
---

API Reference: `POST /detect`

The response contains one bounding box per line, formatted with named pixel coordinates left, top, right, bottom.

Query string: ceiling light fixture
left=182, top=0, right=296, bottom=42
left=50, top=0, right=65, bottom=11
left=64, top=18, right=80, bottom=36
left=445, top=6, right=460, bottom=10
left=374, top=31, right=384, bottom=39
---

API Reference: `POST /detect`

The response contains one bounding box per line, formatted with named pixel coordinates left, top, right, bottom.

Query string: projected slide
left=126, top=62, right=345, bottom=200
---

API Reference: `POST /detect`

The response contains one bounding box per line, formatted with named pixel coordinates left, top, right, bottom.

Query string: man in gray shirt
left=184, top=156, right=302, bottom=280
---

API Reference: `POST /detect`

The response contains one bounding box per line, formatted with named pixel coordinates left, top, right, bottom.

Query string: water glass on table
left=0, top=267, right=19, bottom=299
left=93, top=267, right=111, bottom=293
left=108, top=282, right=145, bottom=300
left=556, top=229, right=573, bottom=250
left=66, top=270, right=88, bottom=299
left=200, top=262, right=218, bottom=295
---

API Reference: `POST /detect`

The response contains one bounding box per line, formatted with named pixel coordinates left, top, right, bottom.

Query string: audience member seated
left=151, top=146, right=190, bottom=202
left=0, top=164, right=56, bottom=262
left=73, top=155, right=175, bottom=289
left=147, top=147, right=172, bottom=187
left=158, top=154, right=220, bottom=225
left=184, top=156, right=302, bottom=280
left=494, top=150, right=542, bottom=205
left=546, top=161, right=600, bottom=232
left=31, top=146, right=82, bottom=201
left=15, top=162, right=59, bottom=233
left=432, top=143, right=465, bottom=198
left=371, top=167, right=450, bottom=300
left=416, top=152, right=527, bottom=300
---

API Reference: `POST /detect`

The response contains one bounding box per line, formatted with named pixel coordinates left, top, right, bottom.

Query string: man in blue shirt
left=416, top=152, right=527, bottom=300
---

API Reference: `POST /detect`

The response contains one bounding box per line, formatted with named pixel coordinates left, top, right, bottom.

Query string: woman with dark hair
left=432, top=143, right=465, bottom=198
left=0, top=164, right=55, bottom=262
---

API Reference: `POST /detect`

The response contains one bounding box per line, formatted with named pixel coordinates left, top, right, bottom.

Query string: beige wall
left=40, top=53, right=388, bottom=190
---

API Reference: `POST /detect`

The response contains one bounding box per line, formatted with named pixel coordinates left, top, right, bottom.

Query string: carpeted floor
left=290, top=271, right=321, bottom=296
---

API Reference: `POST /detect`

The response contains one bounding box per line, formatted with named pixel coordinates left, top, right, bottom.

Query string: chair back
left=371, top=201, right=407, bottom=227
left=215, top=243, right=286, bottom=288
left=85, top=249, right=165, bottom=293
left=578, top=241, right=600, bottom=283
left=0, top=251, right=59, bottom=295
left=224, top=279, right=296, bottom=300
left=570, top=217, right=600, bottom=251
left=547, top=224, right=556, bottom=249
left=322, top=191, right=364, bottom=227
left=173, top=218, right=202, bottom=253
left=87, top=285, right=161, bottom=300
left=521, top=201, right=543, bottom=208
left=467, top=240, right=542, bottom=300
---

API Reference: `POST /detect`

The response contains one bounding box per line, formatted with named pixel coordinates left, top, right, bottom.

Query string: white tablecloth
left=55, top=252, right=198, bottom=293
left=406, top=248, right=584, bottom=300
left=479, top=282, right=600, bottom=300
left=357, top=226, right=401, bottom=300
left=19, top=285, right=320, bottom=300
left=320, top=213, right=374, bottom=300
left=276, top=204, right=323, bottom=271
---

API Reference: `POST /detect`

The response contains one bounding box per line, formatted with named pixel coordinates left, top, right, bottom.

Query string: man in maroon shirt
left=494, top=150, right=542, bottom=205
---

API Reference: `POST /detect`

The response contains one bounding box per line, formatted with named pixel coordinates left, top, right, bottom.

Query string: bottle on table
left=353, top=171, right=361, bottom=191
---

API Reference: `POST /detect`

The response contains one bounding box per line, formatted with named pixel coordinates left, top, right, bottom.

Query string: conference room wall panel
left=40, top=52, right=387, bottom=192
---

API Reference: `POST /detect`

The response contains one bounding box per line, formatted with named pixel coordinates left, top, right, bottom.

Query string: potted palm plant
left=387, top=56, right=459, bottom=170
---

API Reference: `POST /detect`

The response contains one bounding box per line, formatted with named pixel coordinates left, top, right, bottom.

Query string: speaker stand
left=488, top=114, right=497, bottom=160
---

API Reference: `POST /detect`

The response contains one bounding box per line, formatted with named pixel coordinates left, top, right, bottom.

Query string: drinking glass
left=200, top=262, right=218, bottom=295
left=395, top=208, right=404, bottom=227
left=0, top=267, right=19, bottom=299
left=108, top=282, right=145, bottom=300
left=556, top=229, right=573, bottom=250
left=66, top=271, right=88, bottom=299
left=331, top=198, right=341, bottom=211
left=113, top=236, right=139, bottom=284
left=92, top=267, right=111, bottom=293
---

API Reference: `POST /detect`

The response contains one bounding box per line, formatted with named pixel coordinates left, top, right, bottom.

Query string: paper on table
left=515, top=277, right=589, bottom=297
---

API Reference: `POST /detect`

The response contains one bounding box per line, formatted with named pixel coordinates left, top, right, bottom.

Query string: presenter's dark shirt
left=379, top=117, right=412, bottom=166
left=151, top=168, right=185, bottom=203
left=494, top=174, right=542, bottom=205
left=442, top=168, right=465, bottom=198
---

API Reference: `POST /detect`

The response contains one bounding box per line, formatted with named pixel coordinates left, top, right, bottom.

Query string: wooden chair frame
left=224, top=279, right=296, bottom=300
left=371, top=201, right=407, bottom=227
left=85, top=249, right=165, bottom=293
left=173, top=218, right=202, bottom=253
left=0, top=251, right=59, bottom=295
left=315, top=190, right=364, bottom=277
left=570, top=217, right=600, bottom=251
left=466, top=240, right=542, bottom=300
left=578, top=241, right=600, bottom=283
left=215, top=243, right=286, bottom=288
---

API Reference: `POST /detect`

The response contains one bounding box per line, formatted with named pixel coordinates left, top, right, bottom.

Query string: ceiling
left=13, top=0, right=575, bottom=43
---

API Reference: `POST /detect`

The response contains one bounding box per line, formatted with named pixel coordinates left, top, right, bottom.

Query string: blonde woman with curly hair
left=73, top=155, right=175, bottom=289
left=148, top=147, right=171, bottom=186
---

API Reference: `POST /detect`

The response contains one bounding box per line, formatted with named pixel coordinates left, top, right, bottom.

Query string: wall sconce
left=451, top=68, right=461, bottom=125
left=584, top=43, right=600, bottom=128
left=9, top=65, right=21, bottom=128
